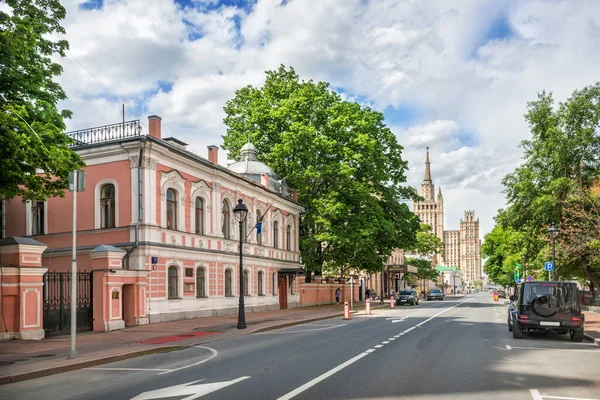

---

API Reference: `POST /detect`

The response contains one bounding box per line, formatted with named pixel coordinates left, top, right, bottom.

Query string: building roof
left=227, top=142, right=277, bottom=177
left=90, top=244, right=126, bottom=253
left=0, top=237, right=45, bottom=247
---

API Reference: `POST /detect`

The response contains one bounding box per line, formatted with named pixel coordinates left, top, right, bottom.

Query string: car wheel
left=570, top=329, right=584, bottom=342
left=512, top=317, right=524, bottom=339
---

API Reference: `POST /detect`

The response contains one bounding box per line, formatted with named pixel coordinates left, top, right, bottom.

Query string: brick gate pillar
left=0, top=237, right=48, bottom=340
left=90, top=245, right=126, bottom=332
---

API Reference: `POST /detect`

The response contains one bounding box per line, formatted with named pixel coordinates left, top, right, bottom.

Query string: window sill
left=225, top=295, right=235, bottom=298
left=168, top=297, right=182, bottom=300
left=196, top=296, right=209, bottom=299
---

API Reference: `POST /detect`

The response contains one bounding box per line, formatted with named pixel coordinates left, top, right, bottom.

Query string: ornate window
left=243, top=270, right=249, bottom=295
left=196, top=267, right=206, bottom=297
left=166, top=189, right=178, bottom=230
left=258, top=271, right=264, bottom=295
left=272, top=272, right=277, bottom=295
left=273, top=221, right=279, bottom=249
left=31, top=201, right=45, bottom=235
left=222, top=201, right=231, bottom=239
left=256, top=210, right=262, bottom=245
left=225, top=269, right=232, bottom=296
left=286, top=225, right=291, bottom=251
left=168, top=266, right=179, bottom=299
left=195, top=197, right=204, bottom=235
left=100, top=184, right=116, bottom=228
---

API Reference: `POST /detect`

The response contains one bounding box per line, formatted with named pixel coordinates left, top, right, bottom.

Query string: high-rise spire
left=424, top=147, right=432, bottom=182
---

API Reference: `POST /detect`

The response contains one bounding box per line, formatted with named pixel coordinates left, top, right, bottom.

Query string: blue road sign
left=516, top=278, right=521, bottom=283
left=527, top=275, right=533, bottom=281
left=545, top=262, right=554, bottom=271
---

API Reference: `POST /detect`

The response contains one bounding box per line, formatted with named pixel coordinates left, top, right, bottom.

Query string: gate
left=43, top=271, right=93, bottom=336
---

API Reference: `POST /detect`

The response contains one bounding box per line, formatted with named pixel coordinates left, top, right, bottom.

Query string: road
left=1, top=293, right=599, bottom=400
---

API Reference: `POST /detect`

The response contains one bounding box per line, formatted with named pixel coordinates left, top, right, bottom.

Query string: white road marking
left=87, top=367, right=171, bottom=372
left=506, top=345, right=512, bottom=350
left=131, top=376, right=250, bottom=400
left=276, top=352, right=369, bottom=400
left=258, top=324, right=346, bottom=334
left=277, top=297, right=473, bottom=400
left=374, top=345, right=383, bottom=348
left=506, top=346, right=600, bottom=353
left=158, top=346, right=218, bottom=375
left=530, top=389, right=600, bottom=400
left=365, top=349, right=376, bottom=353
left=389, top=338, right=396, bottom=341
left=381, top=341, right=390, bottom=344
left=460, top=323, right=474, bottom=325
left=403, top=327, right=416, bottom=333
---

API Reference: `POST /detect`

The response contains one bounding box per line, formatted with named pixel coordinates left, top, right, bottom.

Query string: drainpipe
left=123, top=137, right=145, bottom=269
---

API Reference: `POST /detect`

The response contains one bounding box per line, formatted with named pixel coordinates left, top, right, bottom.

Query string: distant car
left=507, top=281, right=585, bottom=341
left=396, top=289, right=419, bottom=306
left=496, top=289, right=506, bottom=299
left=427, top=289, right=444, bottom=301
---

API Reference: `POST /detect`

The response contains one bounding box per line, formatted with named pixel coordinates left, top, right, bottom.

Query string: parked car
left=396, top=289, right=419, bottom=306
left=507, top=281, right=585, bottom=341
left=427, top=289, right=444, bottom=301
left=496, top=289, right=506, bottom=299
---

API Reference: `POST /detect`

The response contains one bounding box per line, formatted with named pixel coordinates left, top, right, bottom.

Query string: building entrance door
left=278, top=274, right=288, bottom=309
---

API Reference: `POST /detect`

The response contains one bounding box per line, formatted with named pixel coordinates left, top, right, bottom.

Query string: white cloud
left=49, top=0, right=600, bottom=239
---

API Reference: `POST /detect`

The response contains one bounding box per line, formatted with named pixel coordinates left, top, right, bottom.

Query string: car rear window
left=523, top=283, right=576, bottom=305
left=430, top=290, right=440, bottom=293
left=399, top=290, right=412, bottom=295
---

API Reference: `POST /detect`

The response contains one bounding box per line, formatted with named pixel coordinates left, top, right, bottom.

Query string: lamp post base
left=237, top=322, right=247, bottom=329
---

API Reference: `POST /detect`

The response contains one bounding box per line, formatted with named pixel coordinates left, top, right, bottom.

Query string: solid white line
left=258, top=324, right=346, bottom=334
left=87, top=367, right=171, bottom=372
left=530, top=389, right=600, bottom=400
left=277, top=297, right=473, bottom=400
left=276, top=352, right=369, bottom=400
left=403, top=327, right=416, bottom=333
left=158, top=346, right=218, bottom=375
left=506, top=345, right=512, bottom=350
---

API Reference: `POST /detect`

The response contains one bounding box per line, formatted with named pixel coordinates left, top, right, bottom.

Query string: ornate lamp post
left=233, top=199, right=248, bottom=329
left=547, top=222, right=559, bottom=281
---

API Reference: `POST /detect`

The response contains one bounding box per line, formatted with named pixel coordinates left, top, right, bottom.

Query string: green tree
left=404, top=224, right=444, bottom=283
left=0, top=0, right=84, bottom=202
left=490, top=83, right=600, bottom=286
left=222, top=66, right=420, bottom=279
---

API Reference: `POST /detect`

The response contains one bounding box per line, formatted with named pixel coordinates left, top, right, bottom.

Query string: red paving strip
left=139, top=331, right=221, bottom=344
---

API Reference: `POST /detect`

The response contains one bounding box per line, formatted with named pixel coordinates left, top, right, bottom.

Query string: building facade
left=412, top=149, right=482, bottom=286
left=2, top=116, right=304, bottom=328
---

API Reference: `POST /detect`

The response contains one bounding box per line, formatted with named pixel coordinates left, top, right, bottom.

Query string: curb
left=584, top=333, right=600, bottom=346
left=0, top=345, right=187, bottom=386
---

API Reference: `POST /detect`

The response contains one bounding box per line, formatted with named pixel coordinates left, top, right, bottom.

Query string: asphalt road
left=1, top=293, right=599, bottom=400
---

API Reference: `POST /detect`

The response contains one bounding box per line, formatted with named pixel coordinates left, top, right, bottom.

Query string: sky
left=45, top=0, right=600, bottom=237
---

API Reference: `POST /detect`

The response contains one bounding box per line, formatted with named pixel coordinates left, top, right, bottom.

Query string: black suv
left=507, top=281, right=585, bottom=341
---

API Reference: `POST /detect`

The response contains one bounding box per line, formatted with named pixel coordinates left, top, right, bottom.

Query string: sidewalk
left=583, top=310, right=600, bottom=345
left=0, top=301, right=383, bottom=385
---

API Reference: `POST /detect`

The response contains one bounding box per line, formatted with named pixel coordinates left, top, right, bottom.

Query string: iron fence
left=66, top=120, right=142, bottom=146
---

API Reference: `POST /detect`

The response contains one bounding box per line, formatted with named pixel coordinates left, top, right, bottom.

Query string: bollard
left=365, top=298, right=372, bottom=315
left=343, top=300, right=351, bottom=320
left=390, top=297, right=395, bottom=308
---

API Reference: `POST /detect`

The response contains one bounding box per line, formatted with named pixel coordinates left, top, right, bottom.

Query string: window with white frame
left=286, top=225, right=291, bottom=251
left=31, top=200, right=45, bottom=235
left=100, top=184, right=116, bottom=228
left=166, top=189, right=178, bottom=230
left=222, top=200, right=231, bottom=239
left=196, top=267, right=206, bottom=297
left=258, top=271, right=264, bottom=295
left=168, top=266, right=179, bottom=299
left=225, top=269, right=232, bottom=296
left=195, top=197, right=204, bottom=235
left=273, top=221, right=279, bottom=248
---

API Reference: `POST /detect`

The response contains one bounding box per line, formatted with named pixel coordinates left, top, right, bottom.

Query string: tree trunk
left=582, top=263, right=600, bottom=297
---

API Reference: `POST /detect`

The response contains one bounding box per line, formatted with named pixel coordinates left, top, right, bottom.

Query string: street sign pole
left=69, top=170, right=78, bottom=359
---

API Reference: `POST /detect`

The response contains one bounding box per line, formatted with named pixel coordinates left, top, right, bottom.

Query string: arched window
left=31, top=200, right=45, bottom=235
left=222, top=201, right=230, bottom=239
left=196, top=267, right=206, bottom=297
left=258, top=271, right=264, bottom=295
left=243, top=270, right=249, bottom=295
left=256, top=210, right=262, bottom=245
left=100, top=184, right=116, bottom=228
left=168, top=266, right=178, bottom=299
left=272, top=272, right=277, bottom=295
left=286, top=225, right=291, bottom=251
left=195, top=197, right=204, bottom=235
left=225, top=269, right=232, bottom=296
left=273, top=221, right=279, bottom=249
left=166, top=189, right=178, bottom=230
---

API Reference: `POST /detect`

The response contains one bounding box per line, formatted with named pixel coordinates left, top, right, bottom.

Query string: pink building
left=1, top=116, right=304, bottom=336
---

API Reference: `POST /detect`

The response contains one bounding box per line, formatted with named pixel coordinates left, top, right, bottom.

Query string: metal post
left=69, top=171, right=78, bottom=359
left=350, top=279, right=353, bottom=310
left=551, top=237, right=556, bottom=281
left=380, top=266, right=384, bottom=305
left=237, top=220, right=246, bottom=329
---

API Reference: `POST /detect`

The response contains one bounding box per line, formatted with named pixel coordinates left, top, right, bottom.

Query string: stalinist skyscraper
left=412, top=148, right=483, bottom=285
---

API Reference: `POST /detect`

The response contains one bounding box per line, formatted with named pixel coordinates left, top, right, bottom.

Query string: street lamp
left=379, top=254, right=385, bottom=305
left=233, top=199, right=248, bottom=329
left=547, top=222, right=559, bottom=281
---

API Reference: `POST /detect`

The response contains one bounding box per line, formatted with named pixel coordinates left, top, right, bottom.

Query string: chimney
left=148, top=115, right=162, bottom=139
left=261, top=173, right=269, bottom=189
left=208, top=145, right=219, bottom=165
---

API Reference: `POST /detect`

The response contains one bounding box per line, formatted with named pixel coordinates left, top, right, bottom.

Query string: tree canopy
left=222, top=65, right=420, bottom=278
left=483, top=83, right=600, bottom=291
left=0, top=0, right=84, bottom=201
left=404, top=224, right=444, bottom=283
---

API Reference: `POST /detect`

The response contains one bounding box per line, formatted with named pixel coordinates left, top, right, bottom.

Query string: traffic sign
left=545, top=262, right=554, bottom=271
left=527, top=275, right=533, bottom=281
left=515, top=278, right=521, bottom=283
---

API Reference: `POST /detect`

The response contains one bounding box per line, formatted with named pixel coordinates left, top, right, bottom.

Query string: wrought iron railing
left=66, top=119, right=142, bottom=146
